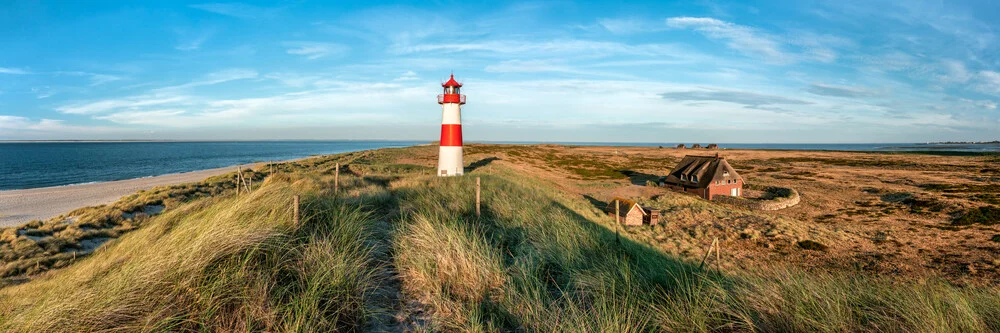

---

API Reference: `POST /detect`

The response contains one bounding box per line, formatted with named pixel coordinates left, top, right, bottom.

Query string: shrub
left=953, top=206, right=1000, bottom=226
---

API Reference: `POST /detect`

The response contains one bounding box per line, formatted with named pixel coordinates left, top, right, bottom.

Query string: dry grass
left=1, top=144, right=999, bottom=331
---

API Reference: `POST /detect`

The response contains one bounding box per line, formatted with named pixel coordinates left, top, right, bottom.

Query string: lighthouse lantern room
left=437, top=74, right=466, bottom=176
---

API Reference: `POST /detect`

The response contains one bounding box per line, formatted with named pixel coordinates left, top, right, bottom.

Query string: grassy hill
left=1, top=146, right=999, bottom=332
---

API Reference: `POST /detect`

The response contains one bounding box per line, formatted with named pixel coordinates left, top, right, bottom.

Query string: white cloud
left=96, top=109, right=188, bottom=125
left=57, top=95, right=191, bottom=115
left=153, top=68, right=258, bottom=92
left=806, top=83, right=881, bottom=98
left=175, top=30, right=214, bottom=51
left=939, top=59, right=972, bottom=83
left=54, top=71, right=125, bottom=86
left=393, top=71, right=420, bottom=81
left=284, top=41, right=347, bottom=59
left=597, top=18, right=664, bottom=34
left=0, top=67, right=30, bottom=75
left=189, top=3, right=276, bottom=19
left=0, top=116, right=120, bottom=135
left=666, top=17, right=787, bottom=61
left=976, top=71, right=1000, bottom=95
left=396, top=39, right=697, bottom=61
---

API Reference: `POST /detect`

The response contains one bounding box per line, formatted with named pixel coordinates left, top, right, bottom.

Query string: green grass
left=0, top=173, right=385, bottom=331
left=1, top=146, right=999, bottom=332
left=953, top=206, right=1000, bottom=226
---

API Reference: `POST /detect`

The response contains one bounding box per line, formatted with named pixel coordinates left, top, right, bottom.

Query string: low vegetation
left=954, top=206, right=1000, bottom=226
left=1, top=146, right=999, bottom=331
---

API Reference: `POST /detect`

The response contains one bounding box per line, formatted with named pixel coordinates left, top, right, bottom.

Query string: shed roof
left=606, top=197, right=651, bottom=218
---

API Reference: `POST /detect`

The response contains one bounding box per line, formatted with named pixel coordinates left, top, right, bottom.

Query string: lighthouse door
left=731, top=188, right=738, bottom=196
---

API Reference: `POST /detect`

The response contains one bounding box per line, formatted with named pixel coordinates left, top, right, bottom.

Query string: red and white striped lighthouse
left=437, top=74, right=466, bottom=176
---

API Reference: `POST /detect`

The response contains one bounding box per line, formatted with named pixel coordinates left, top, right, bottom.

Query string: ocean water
left=1, top=141, right=997, bottom=191
left=0, top=141, right=419, bottom=190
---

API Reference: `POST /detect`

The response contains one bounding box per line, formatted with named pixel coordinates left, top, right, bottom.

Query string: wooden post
left=335, top=163, right=340, bottom=193
left=716, top=240, right=722, bottom=270
left=615, top=200, right=620, bottom=224
left=699, top=238, right=719, bottom=270
left=237, top=166, right=243, bottom=195
left=615, top=200, right=621, bottom=245
left=476, top=177, right=481, bottom=218
left=293, top=195, right=300, bottom=226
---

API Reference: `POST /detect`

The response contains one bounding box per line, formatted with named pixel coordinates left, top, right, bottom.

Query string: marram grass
left=0, top=150, right=998, bottom=332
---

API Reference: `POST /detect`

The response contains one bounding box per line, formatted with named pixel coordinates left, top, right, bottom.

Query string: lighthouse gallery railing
left=437, top=94, right=466, bottom=104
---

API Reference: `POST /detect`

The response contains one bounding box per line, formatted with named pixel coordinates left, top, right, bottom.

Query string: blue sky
left=1, top=0, right=998, bottom=143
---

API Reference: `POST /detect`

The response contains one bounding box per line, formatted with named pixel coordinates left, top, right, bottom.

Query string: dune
left=0, top=163, right=262, bottom=227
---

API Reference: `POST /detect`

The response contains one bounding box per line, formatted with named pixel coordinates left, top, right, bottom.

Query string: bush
left=953, top=206, right=1000, bottom=226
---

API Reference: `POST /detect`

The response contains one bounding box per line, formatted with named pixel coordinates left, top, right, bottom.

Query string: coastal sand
left=0, top=163, right=260, bottom=227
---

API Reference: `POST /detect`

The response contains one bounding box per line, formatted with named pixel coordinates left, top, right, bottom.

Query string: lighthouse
left=437, top=74, right=466, bottom=176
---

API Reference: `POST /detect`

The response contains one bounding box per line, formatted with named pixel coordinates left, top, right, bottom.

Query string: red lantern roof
left=442, top=74, right=462, bottom=88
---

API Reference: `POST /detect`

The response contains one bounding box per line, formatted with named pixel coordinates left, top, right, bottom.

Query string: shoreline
left=0, top=162, right=269, bottom=227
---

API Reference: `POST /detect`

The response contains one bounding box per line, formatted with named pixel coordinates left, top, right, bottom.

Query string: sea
left=1, top=141, right=997, bottom=191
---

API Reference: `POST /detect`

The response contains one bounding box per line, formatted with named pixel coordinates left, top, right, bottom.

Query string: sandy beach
left=0, top=163, right=260, bottom=227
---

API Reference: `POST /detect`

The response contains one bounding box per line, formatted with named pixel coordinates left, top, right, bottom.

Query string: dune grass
left=1, top=147, right=999, bottom=332
left=387, top=168, right=1000, bottom=332
left=0, top=172, right=385, bottom=332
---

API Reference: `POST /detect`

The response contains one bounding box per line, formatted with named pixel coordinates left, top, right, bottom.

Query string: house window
left=680, top=175, right=686, bottom=181
left=691, top=176, right=698, bottom=182
left=723, top=171, right=730, bottom=177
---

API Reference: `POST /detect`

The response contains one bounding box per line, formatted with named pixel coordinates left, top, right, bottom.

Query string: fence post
left=293, top=195, right=300, bottom=226
left=615, top=200, right=621, bottom=245
left=476, top=177, right=481, bottom=218
left=699, top=237, right=719, bottom=270
left=237, top=166, right=243, bottom=195
left=335, top=163, right=340, bottom=193
left=615, top=200, right=620, bottom=224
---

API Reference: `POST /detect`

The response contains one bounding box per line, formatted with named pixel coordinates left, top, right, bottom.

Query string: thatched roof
left=605, top=197, right=648, bottom=217
left=663, top=155, right=742, bottom=188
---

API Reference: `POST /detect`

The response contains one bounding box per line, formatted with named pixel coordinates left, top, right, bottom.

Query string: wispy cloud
left=284, top=41, right=347, bottom=59
left=977, top=71, right=1000, bottom=95
left=666, top=17, right=787, bottom=62
left=0, top=116, right=120, bottom=134
left=96, top=109, right=188, bottom=125
left=175, top=29, right=214, bottom=51
left=393, top=71, right=420, bottom=82
left=660, top=89, right=812, bottom=107
left=938, top=59, right=972, bottom=83
left=597, top=18, right=665, bottom=34
left=153, top=68, right=258, bottom=92
left=57, top=95, right=192, bottom=115
left=0, top=67, right=30, bottom=75
left=189, top=3, right=276, bottom=19
left=55, top=71, right=125, bottom=86
left=806, top=83, right=881, bottom=98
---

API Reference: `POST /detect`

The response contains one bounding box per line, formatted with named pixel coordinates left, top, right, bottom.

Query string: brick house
left=605, top=198, right=660, bottom=226
left=661, top=154, right=743, bottom=200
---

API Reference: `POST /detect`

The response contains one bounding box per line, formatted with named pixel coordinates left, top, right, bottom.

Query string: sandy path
left=0, top=163, right=261, bottom=227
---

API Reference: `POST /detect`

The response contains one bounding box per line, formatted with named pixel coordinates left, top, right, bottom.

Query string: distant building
left=605, top=197, right=659, bottom=226
left=675, top=144, right=686, bottom=149
left=691, top=144, right=703, bottom=149
left=661, top=154, right=743, bottom=200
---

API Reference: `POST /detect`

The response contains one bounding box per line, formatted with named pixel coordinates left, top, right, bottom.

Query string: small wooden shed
left=606, top=198, right=660, bottom=226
